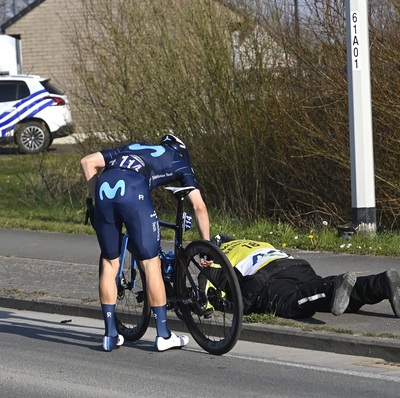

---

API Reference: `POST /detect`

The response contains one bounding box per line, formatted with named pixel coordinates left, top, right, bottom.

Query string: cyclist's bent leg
left=95, top=170, right=126, bottom=351
left=140, top=256, right=166, bottom=307
left=99, top=257, right=119, bottom=304
left=97, top=240, right=125, bottom=351
left=99, top=257, right=125, bottom=351
left=139, top=256, right=189, bottom=351
left=96, top=231, right=125, bottom=351
left=140, top=256, right=169, bottom=336
left=113, top=241, right=151, bottom=342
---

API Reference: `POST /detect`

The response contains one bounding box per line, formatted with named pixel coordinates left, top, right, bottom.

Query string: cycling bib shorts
left=95, top=169, right=160, bottom=260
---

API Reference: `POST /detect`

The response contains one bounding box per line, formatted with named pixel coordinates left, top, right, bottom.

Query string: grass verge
left=1, top=150, right=400, bottom=257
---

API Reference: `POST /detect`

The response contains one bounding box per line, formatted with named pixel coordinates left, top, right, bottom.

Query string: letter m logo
left=99, top=180, right=126, bottom=200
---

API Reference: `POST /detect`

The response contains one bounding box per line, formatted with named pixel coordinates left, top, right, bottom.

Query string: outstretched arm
left=80, top=152, right=106, bottom=199
left=187, top=188, right=210, bottom=241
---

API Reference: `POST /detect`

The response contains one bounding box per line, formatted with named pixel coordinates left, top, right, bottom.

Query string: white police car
left=0, top=73, right=73, bottom=154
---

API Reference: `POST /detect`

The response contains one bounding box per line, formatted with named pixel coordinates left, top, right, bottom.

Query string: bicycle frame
left=158, top=187, right=196, bottom=308
left=161, top=186, right=191, bottom=238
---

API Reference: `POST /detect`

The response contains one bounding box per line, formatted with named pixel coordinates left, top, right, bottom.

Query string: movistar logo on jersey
left=99, top=180, right=126, bottom=200
left=128, top=143, right=165, bottom=157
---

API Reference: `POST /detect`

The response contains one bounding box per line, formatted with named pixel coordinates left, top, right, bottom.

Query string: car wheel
left=15, top=121, right=51, bottom=154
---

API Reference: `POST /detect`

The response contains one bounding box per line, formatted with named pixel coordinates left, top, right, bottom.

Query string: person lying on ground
left=210, top=235, right=400, bottom=319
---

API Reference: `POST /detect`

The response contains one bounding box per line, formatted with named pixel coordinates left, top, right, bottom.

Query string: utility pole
left=343, top=0, right=376, bottom=237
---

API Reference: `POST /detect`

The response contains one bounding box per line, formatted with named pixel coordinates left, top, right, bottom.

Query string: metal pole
left=345, top=0, right=376, bottom=237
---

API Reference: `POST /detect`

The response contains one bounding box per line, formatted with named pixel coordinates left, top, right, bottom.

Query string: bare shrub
left=67, top=0, right=400, bottom=229
left=16, top=153, right=84, bottom=209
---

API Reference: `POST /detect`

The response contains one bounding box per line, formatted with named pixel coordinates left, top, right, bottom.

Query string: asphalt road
left=2, top=308, right=400, bottom=398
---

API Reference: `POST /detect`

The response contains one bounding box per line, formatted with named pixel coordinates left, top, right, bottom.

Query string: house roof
left=2, top=0, right=239, bottom=35
left=1, top=0, right=46, bottom=33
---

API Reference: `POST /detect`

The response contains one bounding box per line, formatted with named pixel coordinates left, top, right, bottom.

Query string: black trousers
left=347, top=273, right=390, bottom=312
left=243, top=260, right=389, bottom=319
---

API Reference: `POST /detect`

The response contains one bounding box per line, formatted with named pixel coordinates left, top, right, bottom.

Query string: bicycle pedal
left=203, top=308, right=213, bottom=319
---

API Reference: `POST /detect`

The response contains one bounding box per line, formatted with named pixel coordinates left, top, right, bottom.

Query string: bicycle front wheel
left=178, top=240, right=243, bottom=355
left=114, top=242, right=151, bottom=341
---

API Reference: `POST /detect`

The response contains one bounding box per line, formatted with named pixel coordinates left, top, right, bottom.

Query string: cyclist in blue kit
left=81, top=134, right=210, bottom=352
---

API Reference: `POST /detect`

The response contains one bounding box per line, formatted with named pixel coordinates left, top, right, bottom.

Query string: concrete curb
left=2, top=296, right=400, bottom=362
left=240, top=323, right=400, bottom=362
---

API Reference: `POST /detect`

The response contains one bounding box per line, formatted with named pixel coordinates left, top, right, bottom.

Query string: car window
left=41, top=80, right=64, bottom=95
left=0, top=81, right=30, bottom=102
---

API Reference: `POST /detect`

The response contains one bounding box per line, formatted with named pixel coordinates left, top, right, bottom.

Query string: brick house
left=1, top=0, right=83, bottom=92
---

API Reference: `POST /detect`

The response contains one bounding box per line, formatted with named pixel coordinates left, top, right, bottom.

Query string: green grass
left=1, top=151, right=400, bottom=257
left=0, top=151, right=89, bottom=233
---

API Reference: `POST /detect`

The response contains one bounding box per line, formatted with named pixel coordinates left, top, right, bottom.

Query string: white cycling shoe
left=102, top=334, right=124, bottom=352
left=155, top=332, right=189, bottom=352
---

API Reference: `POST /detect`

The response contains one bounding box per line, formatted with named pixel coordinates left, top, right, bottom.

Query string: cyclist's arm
left=187, top=188, right=210, bottom=241
left=80, top=151, right=106, bottom=199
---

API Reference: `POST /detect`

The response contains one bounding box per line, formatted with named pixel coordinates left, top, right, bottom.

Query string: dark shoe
left=385, top=269, right=400, bottom=318
left=331, top=272, right=357, bottom=316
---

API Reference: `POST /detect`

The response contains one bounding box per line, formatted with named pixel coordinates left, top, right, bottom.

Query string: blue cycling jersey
left=95, top=141, right=199, bottom=260
left=100, top=142, right=199, bottom=190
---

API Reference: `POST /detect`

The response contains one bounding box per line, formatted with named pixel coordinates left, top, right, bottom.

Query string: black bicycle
left=114, top=186, right=243, bottom=355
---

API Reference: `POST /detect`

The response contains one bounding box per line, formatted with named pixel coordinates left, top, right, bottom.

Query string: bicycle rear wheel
left=114, top=240, right=151, bottom=341
left=178, top=240, right=243, bottom=355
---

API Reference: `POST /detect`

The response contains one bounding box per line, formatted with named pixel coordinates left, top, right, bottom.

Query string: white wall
left=0, top=35, right=19, bottom=74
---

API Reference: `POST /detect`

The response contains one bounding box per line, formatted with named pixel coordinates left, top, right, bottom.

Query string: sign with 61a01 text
left=351, top=11, right=361, bottom=70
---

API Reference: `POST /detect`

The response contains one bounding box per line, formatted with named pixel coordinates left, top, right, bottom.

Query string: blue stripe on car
left=0, top=89, right=55, bottom=136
